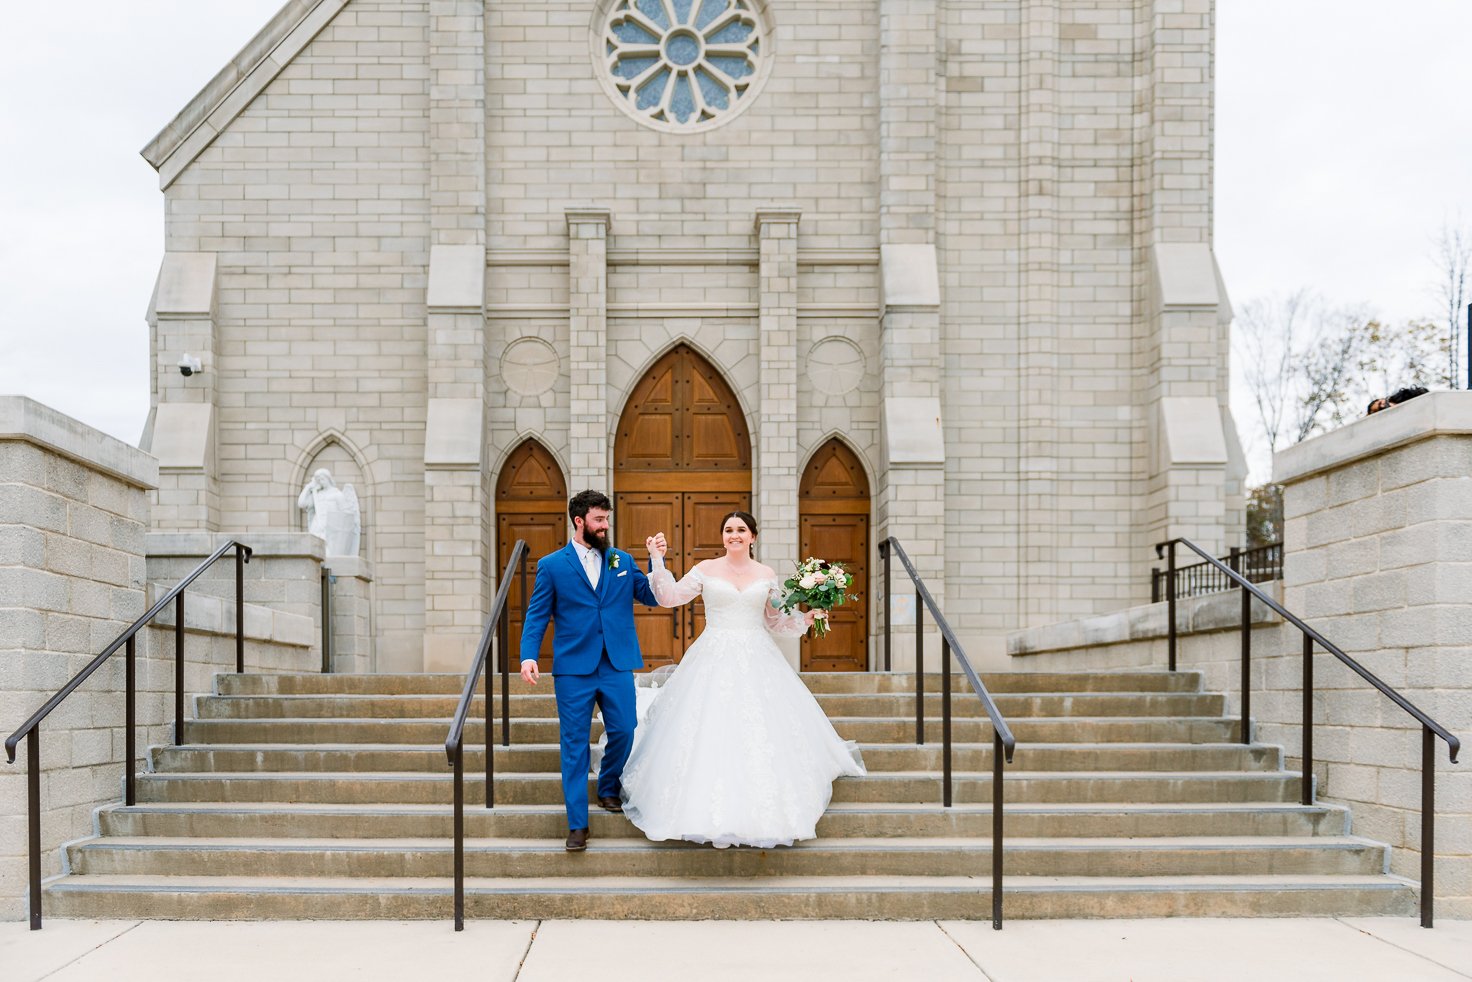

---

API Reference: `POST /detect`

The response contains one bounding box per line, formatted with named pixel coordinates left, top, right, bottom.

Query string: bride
left=618, top=510, right=866, bottom=848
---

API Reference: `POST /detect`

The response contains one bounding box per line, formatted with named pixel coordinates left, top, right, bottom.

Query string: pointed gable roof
left=139, top=0, right=350, bottom=189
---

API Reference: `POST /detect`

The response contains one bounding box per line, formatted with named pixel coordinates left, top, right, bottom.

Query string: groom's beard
left=583, top=527, right=610, bottom=554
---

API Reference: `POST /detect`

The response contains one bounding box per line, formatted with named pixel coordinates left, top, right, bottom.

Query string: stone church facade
left=139, top=0, right=1244, bottom=674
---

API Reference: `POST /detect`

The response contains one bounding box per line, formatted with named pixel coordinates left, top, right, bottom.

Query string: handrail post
left=1232, top=548, right=1251, bottom=746
left=915, top=588, right=925, bottom=746
left=500, top=553, right=512, bottom=744
left=320, top=567, right=333, bottom=674
left=1422, top=725, right=1435, bottom=928
left=881, top=540, right=891, bottom=672
left=234, top=546, right=244, bottom=674
left=485, top=658, right=495, bottom=809
left=174, top=593, right=185, bottom=745
left=941, top=637, right=952, bottom=808
left=27, top=731, right=41, bottom=930
left=499, top=590, right=510, bottom=749
left=992, top=729, right=1003, bottom=930
left=1301, top=633, right=1313, bottom=805
left=453, top=741, right=465, bottom=931
left=125, top=636, right=136, bottom=806
left=513, top=548, right=524, bottom=734
left=1166, top=541, right=1177, bottom=671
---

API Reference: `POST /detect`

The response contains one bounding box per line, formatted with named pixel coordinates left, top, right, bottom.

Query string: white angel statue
left=297, top=468, right=361, bottom=557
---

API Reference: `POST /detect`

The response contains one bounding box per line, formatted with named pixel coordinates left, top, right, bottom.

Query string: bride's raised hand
left=645, top=531, right=668, bottom=559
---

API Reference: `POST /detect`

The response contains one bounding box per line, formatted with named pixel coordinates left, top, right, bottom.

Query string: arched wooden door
left=497, top=440, right=567, bottom=673
left=799, top=439, right=870, bottom=671
left=614, top=344, right=751, bottom=668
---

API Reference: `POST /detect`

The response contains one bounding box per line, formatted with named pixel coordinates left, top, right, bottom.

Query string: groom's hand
left=520, top=659, right=540, bottom=685
left=646, top=532, right=667, bottom=559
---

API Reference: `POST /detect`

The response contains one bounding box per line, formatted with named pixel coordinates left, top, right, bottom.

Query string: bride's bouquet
left=777, top=557, right=857, bottom=638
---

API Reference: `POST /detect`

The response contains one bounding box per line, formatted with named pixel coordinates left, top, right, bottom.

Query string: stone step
left=215, top=670, right=1206, bottom=698
left=151, top=741, right=1284, bottom=775
left=67, top=835, right=1391, bottom=879
left=99, top=801, right=1352, bottom=840
left=132, top=771, right=1302, bottom=807
left=179, top=716, right=1243, bottom=746
left=194, top=691, right=1225, bottom=721
left=41, top=873, right=1416, bottom=920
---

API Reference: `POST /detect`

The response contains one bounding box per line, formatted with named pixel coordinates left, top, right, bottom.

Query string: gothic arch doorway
left=614, top=344, right=751, bottom=667
left=799, top=438, right=870, bottom=671
left=496, top=439, right=567, bottom=673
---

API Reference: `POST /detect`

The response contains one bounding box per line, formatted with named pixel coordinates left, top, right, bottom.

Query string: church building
left=139, top=0, right=1244, bottom=674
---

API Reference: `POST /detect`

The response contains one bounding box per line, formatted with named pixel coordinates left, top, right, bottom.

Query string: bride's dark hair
left=720, top=510, right=759, bottom=561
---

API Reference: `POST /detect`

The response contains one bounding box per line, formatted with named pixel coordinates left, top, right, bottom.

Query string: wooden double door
left=614, top=344, right=752, bottom=669
left=798, top=439, right=870, bottom=673
left=496, top=441, right=566, bottom=673
left=496, top=347, right=872, bottom=675
left=615, top=490, right=749, bottom=669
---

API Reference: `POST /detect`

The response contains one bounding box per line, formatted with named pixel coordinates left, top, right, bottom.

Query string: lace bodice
left=648, top=565, right=808, bottom=636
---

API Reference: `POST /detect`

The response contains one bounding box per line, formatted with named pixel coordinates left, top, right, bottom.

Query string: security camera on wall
left=178, top=353, right=202, bottom=377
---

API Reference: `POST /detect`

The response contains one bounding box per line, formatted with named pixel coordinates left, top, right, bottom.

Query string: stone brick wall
left=142, top=0, right=1239, bottom=664
left=1009, top=393, right=1472, bottom=916
left=1274, top=393, right=1472, bottom=916
left=0, top=399, right=332, bottom=920
left=0, top=399, right=155, bottom=921
left=160, top=0, right=432, bottom=672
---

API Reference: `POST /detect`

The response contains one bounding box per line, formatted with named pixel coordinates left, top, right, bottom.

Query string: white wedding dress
left=618, top=565, right=866, bottom=848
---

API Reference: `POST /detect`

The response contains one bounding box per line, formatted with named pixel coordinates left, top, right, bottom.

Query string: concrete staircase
left=46, top=670, right=1417, bottom=920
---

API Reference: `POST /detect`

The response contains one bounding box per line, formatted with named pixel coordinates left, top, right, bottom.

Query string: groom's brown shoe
left=597, top=795, right=624, bottom=813
left=565, top=828, right=589, bottom=852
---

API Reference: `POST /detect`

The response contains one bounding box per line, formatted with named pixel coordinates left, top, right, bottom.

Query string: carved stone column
left=756, top=206, right=802, bottom=667
left=567, top=207, right=612, bottom=493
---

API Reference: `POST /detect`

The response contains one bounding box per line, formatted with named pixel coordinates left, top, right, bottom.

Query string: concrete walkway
left=3, top=918, right=1469, bottom=981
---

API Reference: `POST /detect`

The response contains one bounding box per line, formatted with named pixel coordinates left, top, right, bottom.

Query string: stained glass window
left=600, top=0, right=766, bottom=131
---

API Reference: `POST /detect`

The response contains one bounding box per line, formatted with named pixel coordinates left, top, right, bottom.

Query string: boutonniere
left=607, top=551, right=621, bottom=571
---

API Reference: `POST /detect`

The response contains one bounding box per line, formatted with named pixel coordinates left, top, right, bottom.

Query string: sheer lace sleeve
left=764, top=581, right=810, bottom=637
left=649, top=564, right=704, bottom=608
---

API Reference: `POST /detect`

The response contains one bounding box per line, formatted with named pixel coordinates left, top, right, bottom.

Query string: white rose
left=799, top=574, right=817, bottom=590
left=813, top=571, right=828, bottom=584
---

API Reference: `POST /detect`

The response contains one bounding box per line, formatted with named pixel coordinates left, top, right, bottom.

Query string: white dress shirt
left=572, top=538, right=601, bottom=590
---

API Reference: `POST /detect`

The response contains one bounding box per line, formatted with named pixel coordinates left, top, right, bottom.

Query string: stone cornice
left=754, top=205, right=802, bottom=229
left=0, top=396, right=159, bottom=490
left=564, top=206, right=612, bottom=229
left=140, top=0, right=349, bottom=190
left=1273, top=391, right=1472, bottom=484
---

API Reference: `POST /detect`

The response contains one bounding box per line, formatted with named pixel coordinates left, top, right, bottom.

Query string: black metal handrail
left=879, top=537, right=1016, bottom=930
left=5, top=539, right=252, bottom=930
left=444, top=539, right=528, bottom=931
left=1151, top=541, right=1281, bottom=602
left=1156, top=537, right=1460, bottom=927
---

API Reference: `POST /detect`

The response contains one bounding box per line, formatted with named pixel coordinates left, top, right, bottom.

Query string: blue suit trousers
left=552, top=650, right=636, bottom=829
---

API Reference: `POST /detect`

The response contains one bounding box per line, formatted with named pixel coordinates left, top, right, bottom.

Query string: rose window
left=600, top=0, right=767, bottom=131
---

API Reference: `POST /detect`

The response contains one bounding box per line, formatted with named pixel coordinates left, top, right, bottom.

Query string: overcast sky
left=2, top=1, right=1469, bottom=481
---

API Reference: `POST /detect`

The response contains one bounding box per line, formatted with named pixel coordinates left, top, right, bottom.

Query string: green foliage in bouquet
left=776, top=557, right=859, bottom=638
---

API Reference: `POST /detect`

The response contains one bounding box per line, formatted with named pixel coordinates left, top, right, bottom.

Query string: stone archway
left=614, top=343, right=751, bottom=667
left=496, top=439, right=567, bottom=673
left=799, top=438, right=870, bottom=671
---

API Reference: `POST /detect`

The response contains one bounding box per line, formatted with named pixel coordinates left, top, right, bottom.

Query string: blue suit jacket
left=518, top=543, right=660, bottom=676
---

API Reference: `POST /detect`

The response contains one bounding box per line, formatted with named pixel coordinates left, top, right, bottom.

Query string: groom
left=519, top=490, right=661, bottom=851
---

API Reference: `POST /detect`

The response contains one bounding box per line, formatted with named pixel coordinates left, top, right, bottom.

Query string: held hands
left=645, top=532, right=668, bottom=560
left=520, top=659, right=540, bottom=685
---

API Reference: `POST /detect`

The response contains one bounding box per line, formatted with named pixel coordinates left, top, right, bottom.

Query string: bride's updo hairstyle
left=720, top=510, right=759, bottom=561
